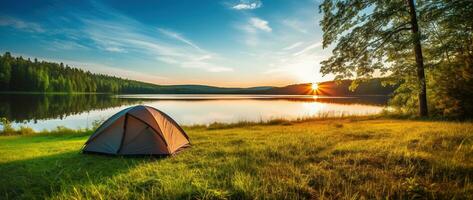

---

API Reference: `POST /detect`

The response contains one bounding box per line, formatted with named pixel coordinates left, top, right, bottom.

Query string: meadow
left=0, top=117, right=472, bottom=199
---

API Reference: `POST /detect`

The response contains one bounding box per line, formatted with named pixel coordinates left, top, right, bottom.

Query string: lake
left=0, top=94, right=388, bottom=131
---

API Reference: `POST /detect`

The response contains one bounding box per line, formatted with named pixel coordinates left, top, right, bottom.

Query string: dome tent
left=82, top=105, right=190, bottom=156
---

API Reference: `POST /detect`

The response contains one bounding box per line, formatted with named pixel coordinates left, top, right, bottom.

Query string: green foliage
left=0, top=117, right=14, bottom=135
left=388, top=1, right=473, bottom=118
left=0, top=52, right=173, bottom=93
left=319, top=0, right=411, bottom=80
left=319, top=0, right=473, bottom=118
left=0, top=53, right=12, bottom=90
left=0, top=119, right=472, bottom=199
left=0, top=118, right=38, bottom=135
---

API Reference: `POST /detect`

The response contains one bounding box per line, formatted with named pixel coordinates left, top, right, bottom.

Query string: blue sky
left=0, top=0, right=332, bottom=87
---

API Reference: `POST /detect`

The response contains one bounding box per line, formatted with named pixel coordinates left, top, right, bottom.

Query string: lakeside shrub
left=0, top=117, right=15, bottom=135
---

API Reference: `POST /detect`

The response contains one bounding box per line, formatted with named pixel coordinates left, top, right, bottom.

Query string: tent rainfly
left=82, top=105, right=190, bottom=156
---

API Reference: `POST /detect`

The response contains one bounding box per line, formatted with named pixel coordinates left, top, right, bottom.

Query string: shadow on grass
left=0, top=151, right=154, bottom=199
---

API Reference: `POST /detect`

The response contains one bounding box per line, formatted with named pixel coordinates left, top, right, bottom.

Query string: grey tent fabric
left=83, top=105, right=190, bottom=156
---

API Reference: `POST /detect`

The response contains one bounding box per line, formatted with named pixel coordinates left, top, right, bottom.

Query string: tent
left=82, top=105, right=190, bottom=156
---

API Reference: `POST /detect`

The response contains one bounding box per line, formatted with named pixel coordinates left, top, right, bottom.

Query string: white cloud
left=283, top=42, right=303, bottom=50
left=232, top=1, right=262, bottom=10
left=104, top=46, right=126, bottom=52
left=158, top=28, right=203, bottom=51
left=181, top=61, right=234, bottom=72
left=77, top=10, right=233, bottom=73
left=236, top=24, right=259, bottom=46
left=259, top=37, right=334, bottom=84
left=282, top=19, right=308, bottom=34
left=0, top=16, right=44, bottom=33
left=238, top=17, right=271, bottom=46
left=49, top=40, right=90, bottom=50
left=249, top=17, right=272, bottom=32
left=292, top=41, right=322, bottom=57
left=156, top=56, right=180, bottom=64
left=158, top=54, right=233, bottom=72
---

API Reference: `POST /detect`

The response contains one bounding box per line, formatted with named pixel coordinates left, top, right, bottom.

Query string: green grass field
left=1, top=118, right=472, bottom=199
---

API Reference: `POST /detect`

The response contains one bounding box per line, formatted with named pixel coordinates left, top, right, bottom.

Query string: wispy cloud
left=158, top=28, right=203, bottom=51
left=282, top=19, right=308, bottom=34
left=236, top=17, right=273, bottom=46
left=231, top=0, right=262, bottom=10
left=48, top=40, right=90, bottom=51
left=158, top=54, right=233, bottom=72
left=73, top=4, right=233, bottom=73
left=181, top=61, right=233, bottom=72
left=0, top=16, right=44, bottom=33
left=156, top=56, right=180, bottom=64
left=237, top=24, right=259, bottom=46
left=261, top=39, right=332, bottom=83
left=104, top=46, right=126, bottom=52
left=283, top=42, right=303, bottom=50
left=249, top=17, right=272, bottom=32
left=292, top=41, right=322, bottom=57
left=264, top=52, right=322, bottom=82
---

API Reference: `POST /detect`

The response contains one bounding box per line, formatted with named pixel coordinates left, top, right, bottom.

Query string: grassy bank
left=0, top=118, right=472, bottom=199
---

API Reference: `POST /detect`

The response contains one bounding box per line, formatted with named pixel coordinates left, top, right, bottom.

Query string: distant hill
left=148, top=85, right=275, bottom=94
left=154, top=79, right=397, bottom=96
left=264, top=79, right=396, bottom=96
left=0, top=52, right=396, bottom=95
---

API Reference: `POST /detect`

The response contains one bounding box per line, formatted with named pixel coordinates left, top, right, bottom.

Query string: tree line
left=319, top=0, right=473, bottom=118
left=0, top=52, right=167, bottom=93
left=0, top=52, right=397, bottom=96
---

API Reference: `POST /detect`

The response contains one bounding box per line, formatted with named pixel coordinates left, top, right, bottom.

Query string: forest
left=0, top=52, right=395, bottom=95
left=0, top=52, right=170, bottom=93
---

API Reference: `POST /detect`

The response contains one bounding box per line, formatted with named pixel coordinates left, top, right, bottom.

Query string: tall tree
left=406, top=0, right=427, bottom=116
left=419, top=0, right=473, bottom=117
left=319, top=0, right=431, bottom=116
left=0, top=52, right=12, bottom=90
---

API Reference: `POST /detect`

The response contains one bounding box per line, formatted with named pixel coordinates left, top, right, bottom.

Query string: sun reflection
left=303, top=102, right=326, bottom=115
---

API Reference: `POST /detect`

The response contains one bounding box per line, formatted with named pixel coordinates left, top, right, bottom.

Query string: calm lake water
left=0, top=94, right=388, bottom=131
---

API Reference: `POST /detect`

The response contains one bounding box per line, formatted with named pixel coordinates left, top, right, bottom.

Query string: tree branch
left=352, top=23, right=411, bottom=60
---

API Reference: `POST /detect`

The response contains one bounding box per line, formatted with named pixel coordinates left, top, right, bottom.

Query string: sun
left=311, top=83, right=319, bottom=91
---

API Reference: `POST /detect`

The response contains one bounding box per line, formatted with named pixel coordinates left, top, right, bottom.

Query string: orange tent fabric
left=83, top=105, right=190, bottom=156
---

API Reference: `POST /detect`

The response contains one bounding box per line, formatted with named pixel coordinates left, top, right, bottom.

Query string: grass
left=0, top=118, right=472, bottom=199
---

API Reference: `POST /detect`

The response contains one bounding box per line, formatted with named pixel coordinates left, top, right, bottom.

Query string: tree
left=406, top=0, right=427, bottom=116
left=0, top=52, right=12, bottom=90
left=37, top=70, right=50, bottom=92
left=319, top=0, right=431, bottom=116
left=419, top=1, right=473, bottom=117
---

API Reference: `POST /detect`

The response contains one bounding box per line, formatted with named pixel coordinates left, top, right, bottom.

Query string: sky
left=0, top=0, right=333, bottom=87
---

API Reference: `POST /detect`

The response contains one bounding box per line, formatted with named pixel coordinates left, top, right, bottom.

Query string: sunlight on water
left=2, top=94, right=387, bottom=131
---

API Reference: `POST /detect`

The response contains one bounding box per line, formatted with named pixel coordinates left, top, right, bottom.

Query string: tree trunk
left=407, top=0, right=428, bottom=117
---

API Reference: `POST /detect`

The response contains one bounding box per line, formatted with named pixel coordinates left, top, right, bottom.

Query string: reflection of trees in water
left=0, top=94, right=388, bottom=123
left=0, top=94, right=142, bottom=123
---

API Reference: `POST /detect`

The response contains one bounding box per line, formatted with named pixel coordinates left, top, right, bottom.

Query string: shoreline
left=2, top=114, right=472, bottom=136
